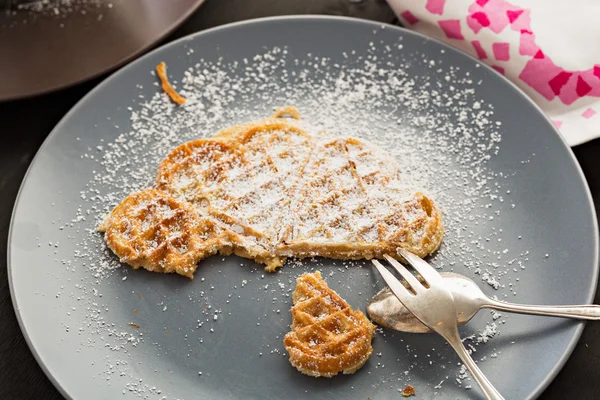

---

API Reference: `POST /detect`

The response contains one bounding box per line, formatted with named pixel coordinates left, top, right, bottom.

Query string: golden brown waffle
left=99, top=107, right=444, bottom=278
left=283, top=271, right=376, bottom=377
left=98, top=190, right=224, bottom=278
left=98, top=190, right=279, bottom=278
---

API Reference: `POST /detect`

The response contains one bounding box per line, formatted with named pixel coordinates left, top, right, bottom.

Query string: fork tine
left=396, top=248, right=444, bottom=285
left=381, top=254, right=423, bottom=291
left=372, top=260, right=415, bottom=301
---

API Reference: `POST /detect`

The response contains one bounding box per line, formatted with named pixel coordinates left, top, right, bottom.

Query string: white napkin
left=386, top=0, right=600, bottom=146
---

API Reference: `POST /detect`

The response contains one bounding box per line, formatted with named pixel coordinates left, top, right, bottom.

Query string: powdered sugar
left=42, top=33, right=528, bottom=397
left=93, top=44, right=520, bottom=284
left=6, top=0, right=111, bottom=16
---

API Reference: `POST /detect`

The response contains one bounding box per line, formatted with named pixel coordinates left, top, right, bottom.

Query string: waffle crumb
left=156, top=62, right=186, bottom=105
left=283, top=271, right=376, bottom=377
left=402, top=385, right=416, bottom=397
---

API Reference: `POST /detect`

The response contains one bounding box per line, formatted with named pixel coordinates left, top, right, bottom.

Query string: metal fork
left=372, top=249, right=504, bottom=400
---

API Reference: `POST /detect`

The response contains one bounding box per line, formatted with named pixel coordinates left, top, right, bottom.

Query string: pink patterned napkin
left=387, top=0, right=600, bottom=145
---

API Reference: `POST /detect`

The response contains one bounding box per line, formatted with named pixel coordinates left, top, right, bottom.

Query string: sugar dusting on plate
left=8, top=0, right=111, bottom=15
left=46, top=34, right=533, bottom=396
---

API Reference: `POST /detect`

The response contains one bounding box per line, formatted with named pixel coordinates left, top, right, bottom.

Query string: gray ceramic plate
left=9, top=16, right=599, bottom=400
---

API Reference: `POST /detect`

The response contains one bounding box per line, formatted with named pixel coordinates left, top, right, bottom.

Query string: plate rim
left=7, top=15, right=599, bottom=400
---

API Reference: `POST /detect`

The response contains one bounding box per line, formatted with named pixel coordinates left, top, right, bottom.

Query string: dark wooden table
left=1, top=1, right=599, bottom=398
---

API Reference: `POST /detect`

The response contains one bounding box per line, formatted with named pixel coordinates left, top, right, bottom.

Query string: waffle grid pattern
left=283, top=272, right=376, bottom=377
left=99, top=108, right=443, bottom=278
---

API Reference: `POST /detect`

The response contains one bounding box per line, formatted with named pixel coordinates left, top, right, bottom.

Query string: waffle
left=98, top=190, right=279, bottom=278
left=283, top=271, right=376, bottom=377
left=99, top=107, right=444, bottom=277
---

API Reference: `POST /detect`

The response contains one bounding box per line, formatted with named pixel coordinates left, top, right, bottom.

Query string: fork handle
left=446, top=334, right=505, bottom=400
left=485, top=299, right=600, bottom=320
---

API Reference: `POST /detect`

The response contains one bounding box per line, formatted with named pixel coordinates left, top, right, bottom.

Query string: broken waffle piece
left=283, top=271, right=376, bottom=377
left=402, top=385, right=416, bottom=397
